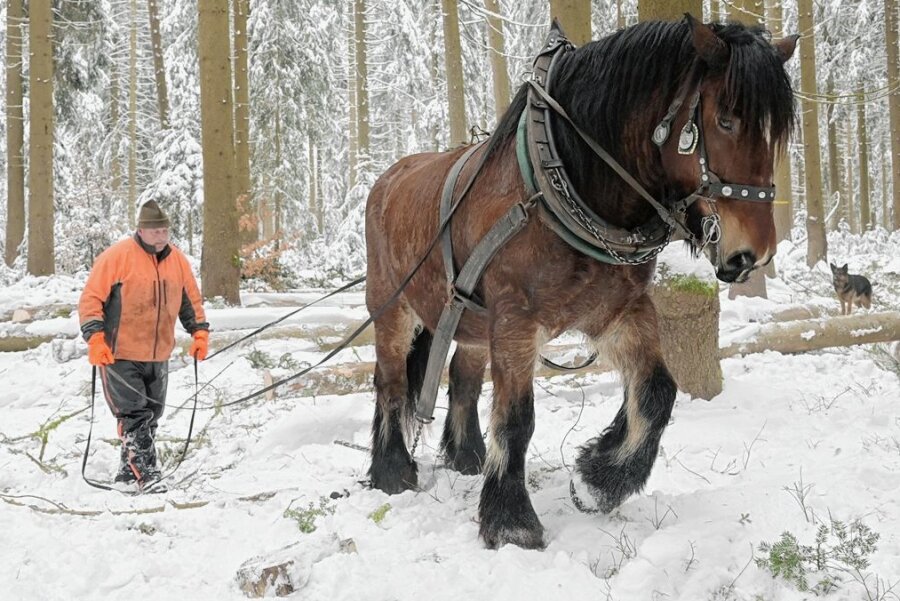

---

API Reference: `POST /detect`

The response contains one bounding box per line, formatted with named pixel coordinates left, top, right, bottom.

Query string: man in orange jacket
left=79, top=200, right=209, bottom=489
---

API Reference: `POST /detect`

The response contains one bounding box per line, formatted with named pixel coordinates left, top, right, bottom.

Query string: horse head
left=658, top=15, right=797, bottom=283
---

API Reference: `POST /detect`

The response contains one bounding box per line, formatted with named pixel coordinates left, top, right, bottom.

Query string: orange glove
left=190, top=330, right=209, bottom=361
left=87, top=332, right=115, bottom=366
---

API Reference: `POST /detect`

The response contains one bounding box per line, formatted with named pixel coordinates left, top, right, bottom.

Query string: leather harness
left=415, top=23, right=778, bottom=423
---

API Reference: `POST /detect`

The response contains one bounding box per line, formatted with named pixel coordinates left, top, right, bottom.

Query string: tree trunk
left=767, top=0, right=794, bottom=243
left=5, top=0, right=25, bottom=267
left=147, top=0, right=169, bottom=129
left=883, top=139, right=891, bottom=228
left=109, top=60, right=121, bottom=215
left=887, top=0, right=900, bottom=230
left=199, top=0, right=241, bottom=304
left=857, top=89, right=871, bottom=231
left=797, top=0, right=827, bottom=266
left=273, top=103, right=282, bottom=239
left=347, top=4, right=357, bottom=189
left=308, top=133, right=321, bottom=234
left=483, top=0, right=511, bottom=121
left=128, top=0, right=138, bottom=225
left=826, top=78, right=842, bottom=230
left=27, top=0, right=55, bottom=276
left=844, top=118, right=857, bottom=234
left=710, top=0, right=722, bottom=23
left=550, top=0, right=592, bottom=46
left=353, top=0, right=370, bottom=159
left=720, top=312, right=900, bottom=357
left=441, top=0, right=467, bottom=147
left=617, top=0, right=626, bottom=29
left=638, top=0, right=701, bottom=22
left=233, top=0, right=255, bottom=245
left=651, top=277, right=723, bottom=400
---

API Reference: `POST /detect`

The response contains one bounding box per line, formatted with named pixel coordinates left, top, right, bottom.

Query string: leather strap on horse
left=417, top=190, right=538, bottom=423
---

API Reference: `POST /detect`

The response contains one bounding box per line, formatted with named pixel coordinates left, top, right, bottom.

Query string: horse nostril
left=725, top=251, right=756, bottom=271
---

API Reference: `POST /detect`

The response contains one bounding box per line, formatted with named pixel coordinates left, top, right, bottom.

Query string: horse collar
left=520, top=29, right=674, bottom=266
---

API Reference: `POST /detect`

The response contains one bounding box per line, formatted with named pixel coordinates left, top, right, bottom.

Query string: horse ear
left=830, top=262, right=837, bottom=272
left=842, top=263, right=848, bottom=271
left=774, top=34, right=800, bottom=63
left=685, top=13, right=728, bottom=67
left=550, top=17, right=568, bottom=41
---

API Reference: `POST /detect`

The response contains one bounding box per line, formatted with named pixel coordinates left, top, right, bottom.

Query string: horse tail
left=406, top=327, right=433, bottom=409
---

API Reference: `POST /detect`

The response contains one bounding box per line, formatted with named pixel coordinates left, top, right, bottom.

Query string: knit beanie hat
left=137, top=200, right=171, bottom=229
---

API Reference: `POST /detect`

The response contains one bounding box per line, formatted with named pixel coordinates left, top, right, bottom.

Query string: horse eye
left=717, top=116, right=735, bottom=132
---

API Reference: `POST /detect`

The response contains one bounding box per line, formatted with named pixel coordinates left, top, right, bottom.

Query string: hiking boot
left=121, top=423, right=161, bottom=485
left=113, top=442, right=137, bottom=483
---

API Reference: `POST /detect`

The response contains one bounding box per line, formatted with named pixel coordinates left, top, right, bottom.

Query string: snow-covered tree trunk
left=128, top=0, right=138, bottom=224
left=844, top=118, right=857, bottom=234
left=798, top=0, right=828, bottom=266
left=353, top=0, right=370, bottom=157
left=858, top=89, right=872, bottom=231
left=27, top=0, right=55, bottom=276
left=199, top=0, right=240, bottom=304
left=885, top=0, right=900, bottom=230
left=5, top=0, right=25, bottom=267
left=826, top=74, right=842, bottom=231
left=233, top=0, right=254, bottom=246
left=346, top=4, right=357, bottom=190
left=147, top=0, right=169, bottom=129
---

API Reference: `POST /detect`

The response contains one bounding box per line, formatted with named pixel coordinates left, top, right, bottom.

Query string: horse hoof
left=480, top=519, right=545, bottom=550
left=369, top=459, right=418, bottom=495
left=479, top=486, right=545, bottom=549
left=569, top=475, right=617, bottom=514
left=444, top=447, right=484, bottom=475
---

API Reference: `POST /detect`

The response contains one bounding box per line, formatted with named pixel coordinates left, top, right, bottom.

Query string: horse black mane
left=485, top=18, right=795, bottom=183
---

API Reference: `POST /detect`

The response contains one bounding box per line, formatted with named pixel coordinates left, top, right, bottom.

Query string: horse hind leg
left=441, top=345, right=488, bottom=475
left=368, top=305, right=431, bottom=494
left=575, top=295, right=677, bottom=513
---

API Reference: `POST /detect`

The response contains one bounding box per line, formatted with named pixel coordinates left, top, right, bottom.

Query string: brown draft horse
left=364, top=16, right=797, bottom=549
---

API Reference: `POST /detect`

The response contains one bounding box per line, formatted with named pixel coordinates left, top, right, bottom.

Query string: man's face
left=138, top=227, right=170, bottom=252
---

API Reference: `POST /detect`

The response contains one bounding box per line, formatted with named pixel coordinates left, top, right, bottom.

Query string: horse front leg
left=479, top=315, right=543, bottom=549
left=441, top=344, right=488, bottom=474
left=575, top=294, right=677, bottom=513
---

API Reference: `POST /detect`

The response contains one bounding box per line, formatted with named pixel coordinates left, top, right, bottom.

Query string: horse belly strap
left=417, top=198, right=532, bottom=423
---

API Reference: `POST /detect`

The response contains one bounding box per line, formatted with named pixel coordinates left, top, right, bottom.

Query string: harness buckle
left=449, top=286, right=487, bottom=314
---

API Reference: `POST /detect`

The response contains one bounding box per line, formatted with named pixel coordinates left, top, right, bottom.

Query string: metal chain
left=409, top=420, right=424, bottom=460
left=549, top=169, right=673, bottom=265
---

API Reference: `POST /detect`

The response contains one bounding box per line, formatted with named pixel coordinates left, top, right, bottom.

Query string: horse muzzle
left=715, top=250, right=757, bottom=283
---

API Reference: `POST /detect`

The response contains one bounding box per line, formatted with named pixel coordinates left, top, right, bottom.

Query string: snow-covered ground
left=1, top=230, right=899, bottom=600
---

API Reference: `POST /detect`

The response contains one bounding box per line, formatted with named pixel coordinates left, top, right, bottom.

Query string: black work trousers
left=99, top=359, right=168, bottom=435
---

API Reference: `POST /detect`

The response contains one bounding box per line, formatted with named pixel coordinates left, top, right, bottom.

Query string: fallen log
left=719, top=311, right=900, bottom=357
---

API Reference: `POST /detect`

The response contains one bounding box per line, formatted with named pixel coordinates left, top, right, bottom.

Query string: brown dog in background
left=830, top=263, right=873, bottom=315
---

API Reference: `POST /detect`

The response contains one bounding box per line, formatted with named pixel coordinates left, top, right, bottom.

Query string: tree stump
left=650, top=249, right=722, bottom=400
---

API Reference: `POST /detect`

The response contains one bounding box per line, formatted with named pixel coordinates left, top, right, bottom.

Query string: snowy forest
left=2, top=0, right=900, bottom=600
left=0, top=0, right=896, bottom=288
